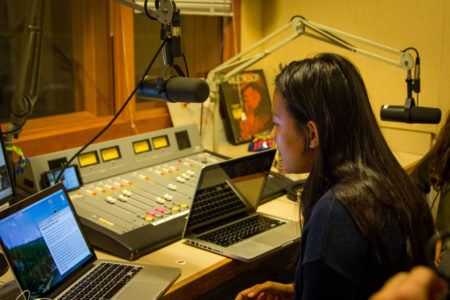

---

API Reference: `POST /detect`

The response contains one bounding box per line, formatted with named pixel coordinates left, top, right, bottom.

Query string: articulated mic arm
left=207, top=15, right=439, bottom=152
left=7, top=0, right=46, bottom=139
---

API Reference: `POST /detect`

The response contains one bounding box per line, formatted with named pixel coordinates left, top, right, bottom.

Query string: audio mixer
left=15, top=123, right=292, bottom=260
left=16, top=124, right=228, bottom=260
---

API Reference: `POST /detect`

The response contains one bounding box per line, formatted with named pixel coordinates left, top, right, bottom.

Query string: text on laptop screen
left=0, top=188, right=94, bottom=299
left=0, top=138, right=13, bottom=205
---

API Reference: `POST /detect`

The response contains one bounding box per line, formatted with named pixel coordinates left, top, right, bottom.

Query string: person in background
left=409, top=112, right=450, bottom=234
left=369, top=266, right=447, bottom=300
left=235, top=53, right=436, bottom=300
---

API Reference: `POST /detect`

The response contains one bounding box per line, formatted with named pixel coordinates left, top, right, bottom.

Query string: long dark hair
left=430, top=111, right=450, bottom=191
left=275, top=53, right=434, bottom=265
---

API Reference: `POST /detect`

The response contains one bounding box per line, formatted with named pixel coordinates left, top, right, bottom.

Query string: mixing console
left=16, top=124, right=227, bottom=260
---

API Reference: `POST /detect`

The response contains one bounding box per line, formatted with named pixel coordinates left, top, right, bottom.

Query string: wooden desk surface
left=0, top=196, right=300, bottom=299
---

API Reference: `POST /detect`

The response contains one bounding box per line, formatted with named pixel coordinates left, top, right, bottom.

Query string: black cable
left=430, top=190, right=440, bottom=211
left=3, top=95, right=33, bottom=135
left=402, top=47, right=421, bottom=106
left=2, top=119, right=26, bottom=136
left=181, top=52, right=189, bottom=77
left=55, top=40, right=166, bottom=183
left=402, top=47, right=419, bottom=57
left=144, top=0, right=157, bottom=20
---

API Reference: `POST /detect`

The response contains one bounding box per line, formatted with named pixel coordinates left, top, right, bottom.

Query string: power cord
left=14, top=289, right=52, bottom=300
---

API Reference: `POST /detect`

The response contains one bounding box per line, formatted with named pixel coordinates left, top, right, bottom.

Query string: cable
left=15, top=289, right=29, bottom=300
left=430, top=190, right=440, bottom=211
left=14, top=289, right=52, bottom=300
left=402, top=47, right=421, bottom=106
left=181, top=52, right=189, bottom=77
left=3, top=95, right=33, bottom=136
left=144, top=0, right=157, bottom=20
left=55, top=40, right=166, bottom=183
left=402, top=47, right=419, bottom=57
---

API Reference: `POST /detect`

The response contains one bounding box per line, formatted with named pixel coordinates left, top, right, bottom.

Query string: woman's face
left=271, top=89, right=318, bottom=174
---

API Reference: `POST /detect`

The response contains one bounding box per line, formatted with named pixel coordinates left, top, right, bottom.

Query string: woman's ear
left=307, top=120, right=319, bottom=149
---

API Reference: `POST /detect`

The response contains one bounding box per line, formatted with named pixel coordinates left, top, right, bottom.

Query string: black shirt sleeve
left=301, top=260, right=358, bottom=300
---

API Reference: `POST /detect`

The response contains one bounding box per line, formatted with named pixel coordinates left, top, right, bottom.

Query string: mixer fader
left=17, top=124, right=227, bottom=260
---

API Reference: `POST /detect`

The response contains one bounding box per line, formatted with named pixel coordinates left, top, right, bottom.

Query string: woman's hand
left=235, top=281, right=294, bottom=300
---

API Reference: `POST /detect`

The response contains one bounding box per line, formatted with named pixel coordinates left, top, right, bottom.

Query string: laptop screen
left=185, top=149, right=276, bottom=233
left=0, top=184, right=95, bottom=299
left=220, top=149, right=275, bottom=208
left=0, top=136, right=14, bottom=208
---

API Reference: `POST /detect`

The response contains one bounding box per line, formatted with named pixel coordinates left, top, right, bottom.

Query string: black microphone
left=380, top=104, right=441, bottom=124
left=137, top=76, right=210, bottom=103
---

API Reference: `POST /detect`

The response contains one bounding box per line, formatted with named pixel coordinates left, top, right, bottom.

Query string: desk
left=0, top=196, right=300, bottom=299
left=0, top=144, right=421, bottom=299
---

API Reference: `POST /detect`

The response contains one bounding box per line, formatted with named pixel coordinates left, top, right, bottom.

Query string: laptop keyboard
left=189, top=182, right=247, bottom=227
left=58, top=262, right=142, bottom=300
left=198, top=214, right=285, bottom=247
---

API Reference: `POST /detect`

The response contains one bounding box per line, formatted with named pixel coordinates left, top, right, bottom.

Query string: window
left=0, top=0, right=240, bottom=158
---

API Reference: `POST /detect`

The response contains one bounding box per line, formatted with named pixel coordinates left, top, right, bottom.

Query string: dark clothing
left=409, top=153, right=450, bottom=232
left=294, top=190, right=406, bottom=300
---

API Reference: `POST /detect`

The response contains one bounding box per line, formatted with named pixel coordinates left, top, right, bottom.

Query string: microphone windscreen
left=166, top=77, right=210, bottom=103
left=380, top=105, right=404, bottom=121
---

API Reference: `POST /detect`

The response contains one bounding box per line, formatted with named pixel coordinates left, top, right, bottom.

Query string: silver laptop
left=0, top=135, right=19, bottom=210
left=182, top=149, right=301, bottom=262
left=0, top=183, right=180, bottom=300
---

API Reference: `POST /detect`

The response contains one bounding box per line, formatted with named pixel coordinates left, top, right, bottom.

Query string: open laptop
left=0, top=134, right=16, bottom=211
left=182, top=149, right=301, bottom=262
left=0, top=183, right=180, bottom=300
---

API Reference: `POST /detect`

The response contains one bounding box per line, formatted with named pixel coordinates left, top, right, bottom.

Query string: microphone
left=380, top=104, right=441, bottom=124
left=138, top=76, right=210, bottom=103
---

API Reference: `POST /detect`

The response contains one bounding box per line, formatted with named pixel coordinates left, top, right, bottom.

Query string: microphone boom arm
left=7, top=0, right=46, bottom=139
left=207, top=15, right=415, bottom=151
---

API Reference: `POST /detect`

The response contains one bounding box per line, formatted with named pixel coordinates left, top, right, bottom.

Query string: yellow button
left=180, top=203, right=188, bottom=208
left=145, top=216, right=153, bottom=222
left=135, top=184, right=139, bottom=188
left=171, top=206, right=180, bottom=212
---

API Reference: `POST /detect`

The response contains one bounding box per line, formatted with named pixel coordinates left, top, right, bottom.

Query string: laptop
left=0, top=134, right=17, bottom=211
left=182, top=149, right=301, bottom=262
left=0, top=183, right=181, bottom=300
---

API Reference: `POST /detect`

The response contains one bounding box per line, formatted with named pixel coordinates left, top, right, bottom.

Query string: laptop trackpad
left=114, top=281, right=164, bottom=299
left=253, top=231, right=293, bottom=246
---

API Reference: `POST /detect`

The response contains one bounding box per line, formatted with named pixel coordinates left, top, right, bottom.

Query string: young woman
left=235, top=53, right=435, bottom=300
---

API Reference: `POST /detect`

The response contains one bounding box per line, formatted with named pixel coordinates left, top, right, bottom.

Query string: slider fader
left=16, top=124, right=227, bottom=260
